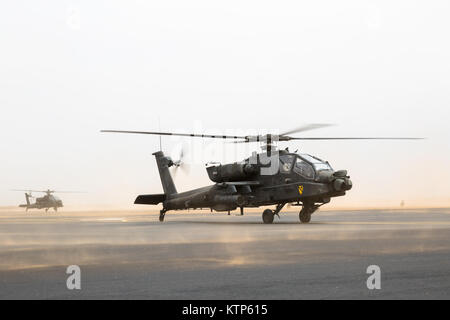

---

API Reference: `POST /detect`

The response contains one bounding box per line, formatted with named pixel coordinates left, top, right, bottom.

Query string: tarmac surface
left=0, top=208, right=449, bottom=299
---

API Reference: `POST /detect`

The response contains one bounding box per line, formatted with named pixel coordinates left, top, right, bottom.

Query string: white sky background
left=0, top=0, right=449, bottom=208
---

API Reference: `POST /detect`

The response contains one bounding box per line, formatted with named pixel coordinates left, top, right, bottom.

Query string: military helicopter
left=12, top=189, right=80, bottom=212
left=101, top=124, right=422, bottom=223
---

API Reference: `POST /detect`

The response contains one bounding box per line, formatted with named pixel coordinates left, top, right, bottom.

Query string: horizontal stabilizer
left=134, top=194, right=166, bottom=205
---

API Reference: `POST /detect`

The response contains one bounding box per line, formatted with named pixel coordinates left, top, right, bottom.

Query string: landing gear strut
left=159, top=209, right=166, bottom=222
left=262, top=209, right=274, bottom=224
left=299, top=202, right=320, bottom=223
left=299, top=208, right=311, bottom=223
left=262, top=203, right=285, bottom=224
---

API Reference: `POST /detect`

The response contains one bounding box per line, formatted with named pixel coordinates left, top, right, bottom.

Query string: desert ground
left=1, top=207, right=449, bottom=299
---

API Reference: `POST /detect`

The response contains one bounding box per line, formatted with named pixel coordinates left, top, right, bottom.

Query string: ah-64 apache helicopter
left=12, top=189, right=81, bottom=212
left=102, top=124, right=421, bottom=224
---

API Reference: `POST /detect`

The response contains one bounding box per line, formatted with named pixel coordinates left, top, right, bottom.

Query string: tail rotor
left=171, top=146, right=190, bottom=178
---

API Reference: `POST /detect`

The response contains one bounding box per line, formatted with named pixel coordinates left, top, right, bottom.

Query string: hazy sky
left=1, top=1, right=449, bottom=208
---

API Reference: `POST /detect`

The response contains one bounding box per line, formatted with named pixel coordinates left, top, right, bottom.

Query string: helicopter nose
left=333, top=178, right=352, bottom=191
left=332, top=171, right=352, bottom=191
left=344, top=178, right=352, bottom=190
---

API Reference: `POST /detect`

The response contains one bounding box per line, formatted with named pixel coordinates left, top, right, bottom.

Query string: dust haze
left=1, top=1, right=450, bottom=209
left=1, top=208, right=450, bottom=271
left=1, top=1, right=450, bottom=299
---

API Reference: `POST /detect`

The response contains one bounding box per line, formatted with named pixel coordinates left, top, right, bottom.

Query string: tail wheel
left=159, top=211, right=166, bottom=222
left=262, top=209, right=274, bottom=224
left=299, top=208, right=311, bottom=223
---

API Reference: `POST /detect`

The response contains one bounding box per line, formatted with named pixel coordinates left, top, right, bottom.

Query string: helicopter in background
left=101, top=124, right=422, bottom=223
left=12, top=189, right=80, bottom=212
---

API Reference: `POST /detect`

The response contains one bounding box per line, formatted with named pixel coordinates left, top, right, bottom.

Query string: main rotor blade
left=287, top=137, right=424, bottom=140
left=101, top=130, right=247, bottom=140
left=230, top=136, right=424, bottom=143
left=11, top=189, right=48, bottom=193
left=11, top=189, right=85, bottom=193
left=280, top=123, right=335, bottom=136
left=102, top=130, right=424, bottom=142
left=52, top=191, right=86, bottom=193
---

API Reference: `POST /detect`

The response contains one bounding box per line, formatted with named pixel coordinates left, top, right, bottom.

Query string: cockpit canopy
left=280, top=153, right=333, bottom=179
left=299, top=154, right=333, bottom=172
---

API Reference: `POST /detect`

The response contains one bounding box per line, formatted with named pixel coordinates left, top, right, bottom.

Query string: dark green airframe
left=102, top=125, right=421, bottom=224
left=15, top=189, right=63, bottom=212
left=12, top=189, right=83, bottom=212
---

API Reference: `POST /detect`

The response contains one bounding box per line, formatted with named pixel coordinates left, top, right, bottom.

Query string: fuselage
left=162, top=150, right=352, bottom=212
left=20, top=194, right=63, bottom=210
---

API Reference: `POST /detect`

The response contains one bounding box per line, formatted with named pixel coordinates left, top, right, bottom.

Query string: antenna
left=158, top=117, right=162, bottom=151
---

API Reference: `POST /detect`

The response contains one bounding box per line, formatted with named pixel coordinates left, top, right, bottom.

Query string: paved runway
left=0, top=208, right=449, bottom=299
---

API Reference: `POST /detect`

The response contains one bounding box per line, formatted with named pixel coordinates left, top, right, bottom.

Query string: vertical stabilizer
left=153, top=151, right=177, bottom=195
left=25, top=193, right=31, bottom=205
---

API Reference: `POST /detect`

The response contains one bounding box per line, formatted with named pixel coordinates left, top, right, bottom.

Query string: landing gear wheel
left=159, top=211, right=166, bottom=222
left=262, top=209, right=274, bottom=224
left=299, top=208, right=311, bottom=223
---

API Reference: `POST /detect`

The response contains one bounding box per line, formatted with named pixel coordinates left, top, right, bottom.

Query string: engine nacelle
left=206, top=163, right=258, bottom=183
